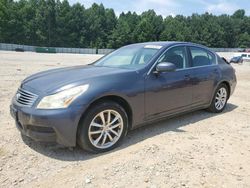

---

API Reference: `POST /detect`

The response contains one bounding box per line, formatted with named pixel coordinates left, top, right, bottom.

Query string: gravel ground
left=0, top=51, right=249, bottom=188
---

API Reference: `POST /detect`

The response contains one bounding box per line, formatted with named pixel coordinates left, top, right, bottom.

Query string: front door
left=145, top=46, right=193, bottom=120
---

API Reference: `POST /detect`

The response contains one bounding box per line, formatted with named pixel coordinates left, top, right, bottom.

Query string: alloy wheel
left=88, top=109, right=124, bottom=149
left=215, top=87, right=227, bottom=110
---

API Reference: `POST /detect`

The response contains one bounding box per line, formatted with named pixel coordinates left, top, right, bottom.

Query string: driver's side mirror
left=155, top=62, right=176, bottom=73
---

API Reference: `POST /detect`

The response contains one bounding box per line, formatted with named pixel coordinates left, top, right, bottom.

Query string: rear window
left=190, top=46, right=216, bottom=67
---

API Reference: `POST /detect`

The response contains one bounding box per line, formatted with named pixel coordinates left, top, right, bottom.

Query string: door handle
left=184, top=74, right=191, bottom=81
left=213, top=69, right=219, bottom=73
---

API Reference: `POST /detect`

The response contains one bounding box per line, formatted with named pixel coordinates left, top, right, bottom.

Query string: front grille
left=15, top=88, right=38, bottom=107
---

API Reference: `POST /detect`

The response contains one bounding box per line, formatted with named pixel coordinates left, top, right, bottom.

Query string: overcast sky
left=68, top=0, right=250, bottom=16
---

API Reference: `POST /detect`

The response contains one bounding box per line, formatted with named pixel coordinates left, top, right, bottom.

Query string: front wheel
left=207, top=84, right=229, bottom=113
left=77, top=101, right=128, bottom=153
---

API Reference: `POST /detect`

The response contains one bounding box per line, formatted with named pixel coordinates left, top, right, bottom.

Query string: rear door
left=188, top=46, right=220, bottom=106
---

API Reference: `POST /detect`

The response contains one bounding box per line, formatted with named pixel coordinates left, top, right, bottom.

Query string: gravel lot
left=0, top=51, right=249, bottom=188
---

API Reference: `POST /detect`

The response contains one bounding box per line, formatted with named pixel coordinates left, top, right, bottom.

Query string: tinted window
left=157, top=46, right=188, bottom=69
left=190, top=47, right=216, bottom=67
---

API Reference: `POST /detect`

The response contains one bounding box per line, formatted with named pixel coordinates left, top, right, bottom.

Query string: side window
left=158, top=46, right=188, bottom=69
left=208, top=52, right=216, bottom=64
left=190, top=47, right=216, bottom=67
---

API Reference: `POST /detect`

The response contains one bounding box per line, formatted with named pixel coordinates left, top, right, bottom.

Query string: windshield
left=94, top=44, right=162, bottom=69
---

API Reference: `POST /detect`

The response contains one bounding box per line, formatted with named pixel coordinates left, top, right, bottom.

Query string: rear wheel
left=77, top=101, right=128, bottom=153
left=207, top=84, right=229, bottom=113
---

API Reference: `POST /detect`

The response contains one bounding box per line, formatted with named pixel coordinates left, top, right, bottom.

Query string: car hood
left=22, top=65, right=133, bottom=93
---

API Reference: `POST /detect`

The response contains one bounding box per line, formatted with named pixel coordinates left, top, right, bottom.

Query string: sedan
left=230, top=56, right=243, bottom=64
left=10, top=42, right=237, bottom=153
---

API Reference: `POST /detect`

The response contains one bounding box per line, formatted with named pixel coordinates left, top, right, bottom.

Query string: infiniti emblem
left=16, top=93, right=21, bottom=100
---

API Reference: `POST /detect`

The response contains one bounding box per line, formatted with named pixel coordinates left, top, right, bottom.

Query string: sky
left=68, top=0, right=250, bottom=17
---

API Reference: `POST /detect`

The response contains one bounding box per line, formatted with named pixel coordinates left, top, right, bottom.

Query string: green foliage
left=238, top=32, right=250, bottom=48
left=134, top=10, right=163, bottom=42
left=232, top=9, right=245, bottom=19
left=107, top=11, right=140, bottom=48
left=0, top=0, right=250, bottom=48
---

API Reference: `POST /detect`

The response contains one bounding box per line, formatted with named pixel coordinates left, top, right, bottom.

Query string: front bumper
left=10, top=103, right=85, bottom=147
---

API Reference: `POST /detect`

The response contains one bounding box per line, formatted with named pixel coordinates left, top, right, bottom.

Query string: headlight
left=37, top=84, right=89, bottom=109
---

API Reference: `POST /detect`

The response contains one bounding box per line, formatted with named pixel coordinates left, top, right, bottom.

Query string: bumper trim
left=16, top=121, right=56, bottom=142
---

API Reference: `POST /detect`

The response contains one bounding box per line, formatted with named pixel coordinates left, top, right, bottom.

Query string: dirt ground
left=0, top=51, right=250, bottom=188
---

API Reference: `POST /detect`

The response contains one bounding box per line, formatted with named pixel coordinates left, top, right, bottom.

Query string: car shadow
left=21, top=103, right=238, bottom=161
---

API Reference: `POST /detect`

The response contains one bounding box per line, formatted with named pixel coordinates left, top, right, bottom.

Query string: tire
left=207, top=84, right=229, bottom=113
left=77, top=101, right=128, bottom=153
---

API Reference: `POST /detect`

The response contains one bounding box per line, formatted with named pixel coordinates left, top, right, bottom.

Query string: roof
left=126, top=41, right=207, bottom=48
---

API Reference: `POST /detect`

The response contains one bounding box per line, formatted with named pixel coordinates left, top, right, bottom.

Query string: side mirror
left=155, top=62, right=176, bottom=73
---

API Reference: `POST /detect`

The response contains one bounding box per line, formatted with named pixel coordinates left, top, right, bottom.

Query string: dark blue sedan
left=10, top=42, right=237, bottom=152
left=230, top=56, right=243, bottom=64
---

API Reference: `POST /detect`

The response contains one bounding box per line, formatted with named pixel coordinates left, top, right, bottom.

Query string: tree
left=134, top=10, right=163, bottom=42
left=85, top=3, right=114, bottom=48
left=0, top=1, right=249, bottom=49
left=108, top=11, right=139, bottom=48
left=160, top=15, right=191, bottom=42
left=67, top=3, right=86, bottom=47
left=232, top=9, right=245, bottom=19
left=35, top=0, right=51, bottom=46
left=217, top=14, right=236, bottom=47
left=0, top=0, right=9, bottom=42
left=238, top=32, right=250, bottom=48
left=55, top=0, right=71, bottom=47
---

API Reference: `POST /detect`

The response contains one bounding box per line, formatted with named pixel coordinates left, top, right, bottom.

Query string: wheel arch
left=77, top=95, right=133, bottom=136
left=218, top=81, right=231, bottom=99
left=209, top=80, right=231, bottom=106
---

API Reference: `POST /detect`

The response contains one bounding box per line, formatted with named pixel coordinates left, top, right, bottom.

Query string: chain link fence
left=0, top=43, right=114, bottom=54
left=210, top=48, right=244, bottom=52
left=0, top=43, right=244, bottom=54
